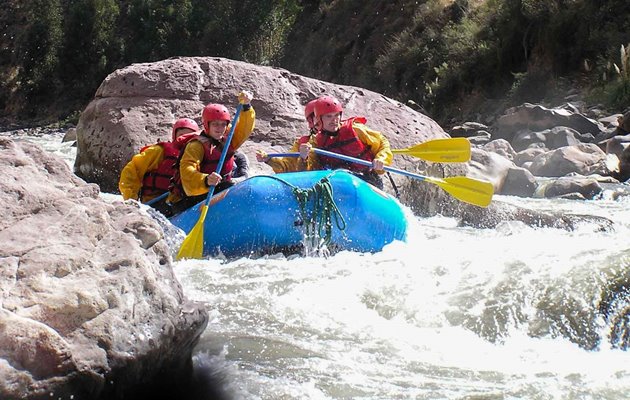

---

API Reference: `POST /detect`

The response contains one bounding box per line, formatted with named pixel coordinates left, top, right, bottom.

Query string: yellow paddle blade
left=426, top=176, right=494, bottom=207
left=392, top=137, right=471, bottom=162
left=176, top=205, right=209, bottom=260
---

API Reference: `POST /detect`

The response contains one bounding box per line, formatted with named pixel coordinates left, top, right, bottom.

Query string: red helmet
left=171, top=118, right=199, bottom=140
left=314, top=95, right=343, bottom=119
left=304, top=98, right=320, bottom=129
left=202, top=103, right=231, bottom=132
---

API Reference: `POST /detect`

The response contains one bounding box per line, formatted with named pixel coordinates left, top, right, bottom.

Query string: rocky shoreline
left=0, top=138, right=212, bottom=399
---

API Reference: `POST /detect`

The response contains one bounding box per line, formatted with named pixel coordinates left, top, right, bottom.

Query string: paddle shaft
left=267, top=151, right=443, bottom=183
left=313, top=148, right=493, bottom=207
left=268, top=149, right=468, bottom=185
left=266, top=148, right=493, bottom=207
left=266, top=152, right=300, bottom=158
left=311, top=148, right=435, bottom=182
left=144, top=192, right=168, bottom=206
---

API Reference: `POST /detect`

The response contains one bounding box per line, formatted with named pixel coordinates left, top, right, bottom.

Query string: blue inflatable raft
left=168, top=170, right=408, bottom=258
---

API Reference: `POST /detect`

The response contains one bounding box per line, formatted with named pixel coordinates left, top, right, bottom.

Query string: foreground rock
left=0, top=138, right=207, bottom=399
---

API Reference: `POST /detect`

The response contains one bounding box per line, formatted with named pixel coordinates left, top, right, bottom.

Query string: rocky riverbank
left=0, top=138, right=209, bottom=399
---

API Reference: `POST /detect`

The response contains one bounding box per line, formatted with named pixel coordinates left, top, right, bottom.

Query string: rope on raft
left=266, top=172, right=346, bottom=249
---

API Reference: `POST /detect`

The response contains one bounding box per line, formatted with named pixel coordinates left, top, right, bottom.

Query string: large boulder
left=466, top=148, right=515, bottom=194
left=0, top=138, right=207, bottom=399
left=74, top=56, right=447, bottom=193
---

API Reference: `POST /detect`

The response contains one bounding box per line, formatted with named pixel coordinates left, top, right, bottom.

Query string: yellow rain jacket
left=118, top=145, right=165, bottom=201
left=348, top=122, right=393, bottom=171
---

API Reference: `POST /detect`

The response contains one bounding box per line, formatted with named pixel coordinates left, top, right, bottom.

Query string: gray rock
left=466, top=132, right=491, bottom=145
left=512, top=126, right=582, bottom=152
left=450, top=121, right=489, bottom=138
left=501, top=167, right=538, bottom=197
left=514, top=147, right=547, bottom=168
left=0, top=138, right=207, bottom=399
left=541, top=176, right=603, bottom=199
left=467, top=148, right=515, bottom=193
left=482, top=138, right=516, bottom=161
left=62, top=127, right=77, bottom=143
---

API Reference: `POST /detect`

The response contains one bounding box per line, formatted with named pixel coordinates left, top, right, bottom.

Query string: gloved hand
left=299, top=143, right=312, bottom=160
left=255, top=149, right=269, bottom=163
left=372, top=158, right=384, bottom=172
left=238, top=90, right=253, bottom=105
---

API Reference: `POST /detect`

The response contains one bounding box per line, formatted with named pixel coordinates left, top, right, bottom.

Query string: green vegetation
left=1, top=0, right=629, bottom=125
left=588, top=42, right=630, bottom=109
left=282, top=0, right=630, bottom=123
left=1, top=0, right=300, bottom=121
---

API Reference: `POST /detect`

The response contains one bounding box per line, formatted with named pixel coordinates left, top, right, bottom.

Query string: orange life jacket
left=139, top=132, right=198, bottom=201
left=169, top=132, right=235, bottom=198
left=314, top=117, right=373, bottom=172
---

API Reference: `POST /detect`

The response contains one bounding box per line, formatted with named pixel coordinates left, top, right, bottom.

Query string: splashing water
left=172, top=195, right=630, bottom=399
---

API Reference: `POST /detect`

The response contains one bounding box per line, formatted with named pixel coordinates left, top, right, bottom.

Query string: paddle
left=266, top=138, right=470, bottom=163
left=391, top=137, right=471, bottom=162
left=144, top=192, right=168, bottom=206
left=176, top=104, right=243, bottom=260
left=311, top=148, right=494, bottom=207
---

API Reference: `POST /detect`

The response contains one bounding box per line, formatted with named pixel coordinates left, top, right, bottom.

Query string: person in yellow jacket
left=118, top=117, right=200, bottom=214
left=261, top=95, right=392, bottom=189
left=256, top=97, right=322, bottom=172
left=168, top=91, right=255, bottom=215
left=308, top=95, right=392, bottom=189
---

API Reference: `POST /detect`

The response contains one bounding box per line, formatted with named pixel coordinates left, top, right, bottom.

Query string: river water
left=8, top=130, right=630, bottom=399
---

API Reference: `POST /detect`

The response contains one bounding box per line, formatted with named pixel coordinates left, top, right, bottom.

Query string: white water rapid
left=10, top=130, right=630, bottom=399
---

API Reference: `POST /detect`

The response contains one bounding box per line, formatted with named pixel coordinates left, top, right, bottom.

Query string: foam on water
left=172, top=196, right=630, bottom=398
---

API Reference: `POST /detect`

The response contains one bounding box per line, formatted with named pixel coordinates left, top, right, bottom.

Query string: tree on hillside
left=122, top=0, right=195, bottom=62
left=15, top=0, right=64, bottom=115
left=63, top=0, right=121, bottom=100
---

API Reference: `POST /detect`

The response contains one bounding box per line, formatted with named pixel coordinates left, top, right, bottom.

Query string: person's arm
left=354, top=123, right=393, bottom=167
left=264, top=136, right=321, bottom=172
left=179, top=141, right=210, bottom=197
left=228, top=105, right=256, bottom=151
left=265, top=139, right=302, bottom=172
left=118, top=145, right=164, bottom=200
left=303, top=136, right=321, bottom=171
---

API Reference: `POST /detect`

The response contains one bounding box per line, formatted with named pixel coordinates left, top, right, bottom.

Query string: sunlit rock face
left=0, top=138, right=207, bottom=399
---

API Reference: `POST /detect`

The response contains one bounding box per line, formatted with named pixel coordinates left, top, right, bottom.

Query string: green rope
left=264, top=173, right=346, bottom=249
left=292, top=176, right=346, bottom=248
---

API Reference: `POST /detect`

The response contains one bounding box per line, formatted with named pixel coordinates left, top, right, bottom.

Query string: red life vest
left=139, top=133, right=199, bottom=201
left=170, top=132, right=235, bottom=198
left=314, top=117, right=373, bottom=172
